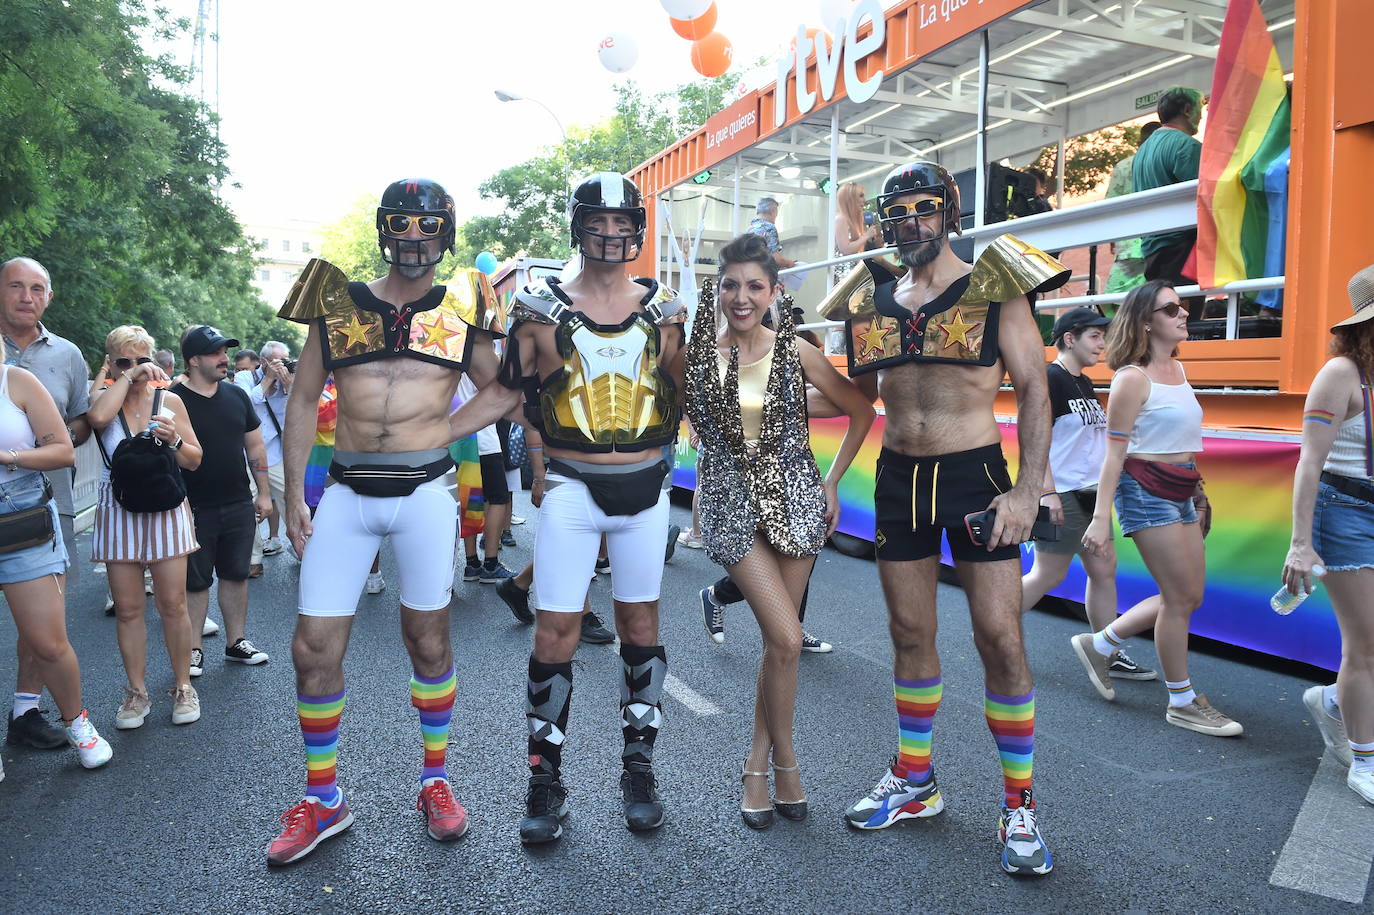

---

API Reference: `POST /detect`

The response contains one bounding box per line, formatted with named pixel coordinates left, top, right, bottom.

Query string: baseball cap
left=1050, top=307, right=1110, bottom=344
left=181, top=325, right=240, bottom=360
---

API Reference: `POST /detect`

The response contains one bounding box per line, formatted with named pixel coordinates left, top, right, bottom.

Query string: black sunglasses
left=1152, top=302, right=1188, bottom=318
left=113, top=356, right=152, bottom=370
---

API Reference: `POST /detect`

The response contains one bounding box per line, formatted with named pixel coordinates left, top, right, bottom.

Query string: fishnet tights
left=727, top=534, right=815, bottom=805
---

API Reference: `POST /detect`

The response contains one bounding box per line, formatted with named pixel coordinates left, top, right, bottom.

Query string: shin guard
left=619, top=643, right=666, bottom=770
left=526, top=657, right=572, bottom=778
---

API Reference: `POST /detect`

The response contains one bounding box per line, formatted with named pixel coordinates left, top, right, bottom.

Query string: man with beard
left=264, top=179, right=505, bottom=865
left=171, top=326, right=274, bottom=675
left=820, top=161, right=1069, bottom=876
left=449, top=172, right=684, bottom=844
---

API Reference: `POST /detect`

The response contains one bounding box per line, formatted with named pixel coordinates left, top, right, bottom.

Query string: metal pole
left=826, top=106, right=840, bottom=294
left=974, top=29, right=989, bottom=230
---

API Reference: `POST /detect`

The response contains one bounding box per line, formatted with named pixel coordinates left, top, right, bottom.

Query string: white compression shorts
left=532, top=472, right=670, bottom=614
left=298, top=478, right=456, bottom=616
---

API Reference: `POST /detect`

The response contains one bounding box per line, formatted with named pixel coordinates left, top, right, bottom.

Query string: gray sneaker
left=1303, top=684, right=1352, bottom=766
left=1165, top=694, right=1243, bottom=737
left=1108, top=650, right=1157, bottom=681
left=1069, top=633, right=1115, bottom=701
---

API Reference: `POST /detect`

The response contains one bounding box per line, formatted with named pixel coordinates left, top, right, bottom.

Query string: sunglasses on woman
left=381, top=214, right=447, bottom=237
left=1152, top=302, right=1188, bottom=318
left=113, top=356, right=153, bottom=370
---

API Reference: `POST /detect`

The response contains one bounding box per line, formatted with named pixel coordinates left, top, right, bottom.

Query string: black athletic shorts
left=479, top=453, right=511, bottom=506
left=874, top=443, right=1018, bottom=563
left=186, top=500, right=256, bottom=591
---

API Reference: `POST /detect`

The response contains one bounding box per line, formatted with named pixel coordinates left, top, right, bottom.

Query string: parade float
left=624, top=0, right=1374, bottom=671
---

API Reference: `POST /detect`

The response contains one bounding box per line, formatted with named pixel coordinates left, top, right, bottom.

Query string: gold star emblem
left=856, top=320, right=894, bottom=359
left=416, top=315, right=458, bottom=352
left=935, top=309, right=981, bottom=351
left=334, top=314, right=376, bottom=351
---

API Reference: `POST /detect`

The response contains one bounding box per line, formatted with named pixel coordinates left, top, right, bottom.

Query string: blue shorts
left=0, top=473, right=68, bottom=585
left=1313, top=479, right=1374, bottom=572
left=1114, top=464, right=1198, bottom=536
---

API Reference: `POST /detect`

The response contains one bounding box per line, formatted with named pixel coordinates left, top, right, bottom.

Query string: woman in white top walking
left=1284, top=263, right=1374, bottom=804
left=1080, top=280, right=1242, bottom=736
left=88, top=325, right=204, bottom=730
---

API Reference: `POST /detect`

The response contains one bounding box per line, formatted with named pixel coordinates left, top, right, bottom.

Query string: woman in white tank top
left=1284, top=263, right=1374, bottom=805
left=0, top=348, right=111, bottom=768
left=1076, top=281, right=1243, bottom=737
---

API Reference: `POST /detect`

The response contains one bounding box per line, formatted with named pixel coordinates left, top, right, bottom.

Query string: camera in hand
left=282, top=359, right=297, bottom=374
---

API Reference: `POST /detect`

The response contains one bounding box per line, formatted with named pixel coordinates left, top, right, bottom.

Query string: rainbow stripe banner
left=1195, top=0, right=1291, bottom=288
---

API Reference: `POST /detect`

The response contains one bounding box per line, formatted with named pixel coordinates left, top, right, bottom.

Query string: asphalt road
left=0, top=492, right=1363, bottom=914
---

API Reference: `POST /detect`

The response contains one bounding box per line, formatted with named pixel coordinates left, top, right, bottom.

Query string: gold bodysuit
left=717, top=347, right=773, bottom=446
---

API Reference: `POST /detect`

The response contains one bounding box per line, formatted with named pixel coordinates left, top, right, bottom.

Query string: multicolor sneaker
left=115, top=686, right=151, bottom=730
left=999, top=790, right=1052, bottom=876
left=417, top=779, right=469, bottom=841
left=65, top=710, right=112, bottom=769
left=265, top=796, right=354, bottom=866
left=844, top=761, right=944, bottom=829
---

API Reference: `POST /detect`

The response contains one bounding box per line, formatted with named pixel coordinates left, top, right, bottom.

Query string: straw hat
left=1332, top=263, right=1374, bottom=330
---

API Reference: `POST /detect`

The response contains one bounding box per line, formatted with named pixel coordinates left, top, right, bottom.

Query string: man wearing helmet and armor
left=821, top=161, right=1068, bottom=876
left=263, top=178, right=505, bottom=864
left=450, top=171, right=686, bottom=844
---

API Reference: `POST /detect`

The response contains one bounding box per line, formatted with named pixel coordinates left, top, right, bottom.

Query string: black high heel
left=741, top=767, right=774, bottom=829
left=772, top=762, right=808, bottom=821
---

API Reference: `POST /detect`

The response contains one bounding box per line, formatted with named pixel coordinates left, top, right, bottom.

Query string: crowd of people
left=0, top=152, right=1367, bottom=880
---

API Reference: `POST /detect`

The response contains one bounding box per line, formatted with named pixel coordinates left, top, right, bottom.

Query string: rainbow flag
left=1195, top=0, right=1291, bottom=288
left=450, top=435, right=485, bottom=538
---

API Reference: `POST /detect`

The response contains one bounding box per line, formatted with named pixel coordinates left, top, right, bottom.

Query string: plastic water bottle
left=1270, top=565, right=1325, bottom=615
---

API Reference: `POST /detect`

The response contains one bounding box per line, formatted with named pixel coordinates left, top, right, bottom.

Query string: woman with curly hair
left=1079, top=280, right=1242, bottom=737
left=1283, top=263, right=1374, bottom=803
left=685, top=233, right=873, bottom=828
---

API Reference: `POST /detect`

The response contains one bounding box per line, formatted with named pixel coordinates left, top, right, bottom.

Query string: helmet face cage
left=877, top=162, right=961, bottom=249
left=568, top=172, right=646, bottom=264
left=376, top=179, right=457, bottom=269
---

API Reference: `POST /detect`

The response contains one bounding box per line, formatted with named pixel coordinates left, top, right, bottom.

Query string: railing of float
left=781, top=179, right=1286, bottom=343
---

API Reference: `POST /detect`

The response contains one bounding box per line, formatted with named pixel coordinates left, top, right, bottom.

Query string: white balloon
left=597, top=32, right=639, bottom=74
left=818, top=0, right=859, bottom=29
left=659, top=0, right=712, bottom=19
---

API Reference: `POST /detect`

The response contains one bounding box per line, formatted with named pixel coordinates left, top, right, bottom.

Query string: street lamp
left=494, top=88, right=568, bottom=146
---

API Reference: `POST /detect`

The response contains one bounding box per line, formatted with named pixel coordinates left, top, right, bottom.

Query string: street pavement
left=0, top=491, right=1367, bottom=914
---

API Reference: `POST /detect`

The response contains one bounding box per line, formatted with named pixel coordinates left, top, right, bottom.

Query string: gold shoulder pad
left=278, top=258, right=350, bottom=322
left=962, top=234, right=1070, bottom=306
left=442, top=268, right=506, bottom=335
left=817, top=256, right=904, bottom=321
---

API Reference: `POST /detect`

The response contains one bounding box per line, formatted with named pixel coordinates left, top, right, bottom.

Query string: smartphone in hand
left=965, top=506, right=1061, bottom=546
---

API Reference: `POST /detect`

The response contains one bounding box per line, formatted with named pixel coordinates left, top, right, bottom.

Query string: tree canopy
left=0, top=0, right=300, bottom=367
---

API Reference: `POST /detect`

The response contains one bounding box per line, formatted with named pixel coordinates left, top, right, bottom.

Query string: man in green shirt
left=1133, top=88, right=1204, bottom=297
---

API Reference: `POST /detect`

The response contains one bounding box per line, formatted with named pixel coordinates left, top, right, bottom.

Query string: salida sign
left=703, top=94, right=760, bottom=166
left=774, top=0, right=886, bottom=127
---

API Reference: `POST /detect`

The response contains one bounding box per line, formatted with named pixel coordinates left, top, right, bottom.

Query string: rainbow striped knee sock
left=299, top=689, right=345, bottom=807
left=985, top=689, right=1034, bottom=809
left=411, top=666, right=457, bottom=784
left=894, top=676, right=941, bottom=784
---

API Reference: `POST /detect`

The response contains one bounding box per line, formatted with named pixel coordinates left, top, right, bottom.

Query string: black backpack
left=96, top=388, right=187, bottom=513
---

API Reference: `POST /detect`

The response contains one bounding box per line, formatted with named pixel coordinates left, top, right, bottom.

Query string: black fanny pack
left=329, top=454, right=453, bottom=498
left=0, top=478, right=56, bottom=555
left=548, top=458, right=669, bottom=517
left=1321, top=470, right=1374, bottom=505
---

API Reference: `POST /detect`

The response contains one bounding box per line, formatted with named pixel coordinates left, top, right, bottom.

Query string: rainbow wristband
left=1303, top=409, right=1336, bottom=426
left=1107, top=429, right=1130, bottom=442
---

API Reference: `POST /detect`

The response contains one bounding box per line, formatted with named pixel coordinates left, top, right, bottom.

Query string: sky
left=154, top=0, right=887, bottom=227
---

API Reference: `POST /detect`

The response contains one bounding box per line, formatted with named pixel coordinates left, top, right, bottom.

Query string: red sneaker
left=417, top=780, right=469, bottom=841
left=265, top=797, right=354, bottom=866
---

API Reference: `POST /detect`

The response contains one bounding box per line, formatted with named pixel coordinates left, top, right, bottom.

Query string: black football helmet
left=376, top=178, right=457, bottom=269
left=568, top=172, right=646, bottom=263
left=876, top=161, right=962, bottom=249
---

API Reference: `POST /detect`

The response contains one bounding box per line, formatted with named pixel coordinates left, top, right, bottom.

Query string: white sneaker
left=115, top=687, right=151, bottom=730
left=66, top=710, right=112, bottom=769
left=189, top=647, right=204, bottom=678
left=143, top=571, right=154, bottom=595
left=1303, top=684, right=1352, bottom=766
left=510, top=514, right=526, bottom=525
left=202, top=617, right=220, bottom=637
left=170, top=685, right=200, bottom=725
left=262, top=537, right=284, bottom=556
left=365, top=572, right=386, bottom=595
left=1348, top=768, right=1374, bottom=805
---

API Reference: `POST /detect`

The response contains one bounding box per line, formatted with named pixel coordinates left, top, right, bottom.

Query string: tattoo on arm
left=37, top=433, right=55, bottom=445
left=248, top=457, right=266, bottom=471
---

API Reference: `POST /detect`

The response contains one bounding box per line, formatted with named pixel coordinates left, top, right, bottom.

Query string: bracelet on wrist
left=6, top=449, right=18, bottom=471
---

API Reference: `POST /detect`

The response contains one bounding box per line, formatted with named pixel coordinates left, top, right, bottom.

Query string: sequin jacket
left=684, top=280, right=827, bottom=566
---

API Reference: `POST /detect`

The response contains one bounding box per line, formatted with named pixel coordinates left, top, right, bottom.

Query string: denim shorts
left=0, top=472, right=68, bottom=585
left=1113, top=464, right=1197, bottom=536
left=1313, top=479, right=1374, bottom=572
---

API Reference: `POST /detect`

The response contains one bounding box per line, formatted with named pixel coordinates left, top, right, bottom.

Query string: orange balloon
left=789, top=27, right=833, bottom=56
left=670, top=3, right=716, bottom=41
left=690, top=31, right=733, bottom=78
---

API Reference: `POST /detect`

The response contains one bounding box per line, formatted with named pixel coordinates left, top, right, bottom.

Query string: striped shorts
left=90, top=481, right=199, bottom=564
